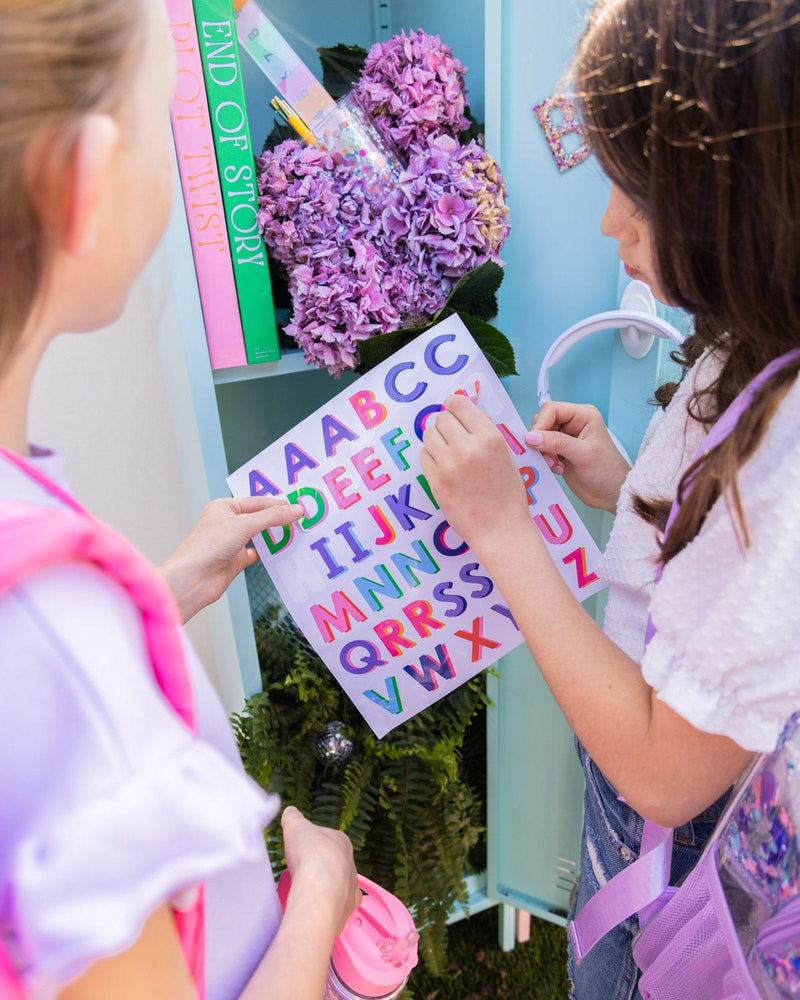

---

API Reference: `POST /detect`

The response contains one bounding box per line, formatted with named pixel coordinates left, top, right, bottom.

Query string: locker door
left=484, top=0, right=688, bottom=934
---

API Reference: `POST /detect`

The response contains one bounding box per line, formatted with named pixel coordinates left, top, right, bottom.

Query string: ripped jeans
left=567, top=738, right=730, bottom=1000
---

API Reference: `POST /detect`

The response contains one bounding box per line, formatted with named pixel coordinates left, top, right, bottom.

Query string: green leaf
left=463, top=293, right=499, bottom=324
left=261, top=120, right=296, bottom=154
left=442, top=261, right=505, bottom=313
left=356, top=263, right=511, bottom=375
left=458, top=106, right=485, bottom=146
left=317, top=44, right=367, bottom=100
left=458, top=313, right=518, bottom=378
left=355, top=324, right=430, bottom=372
left=239, top=601, right=490, bottom=976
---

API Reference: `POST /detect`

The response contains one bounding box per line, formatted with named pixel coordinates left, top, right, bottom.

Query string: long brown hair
left=0, top=0, right=144, bottom=363
left=572, top=0, right=800, bottom=563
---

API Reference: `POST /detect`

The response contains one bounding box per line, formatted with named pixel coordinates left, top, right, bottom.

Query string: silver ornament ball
left=316, top=721, right=354, bottom=766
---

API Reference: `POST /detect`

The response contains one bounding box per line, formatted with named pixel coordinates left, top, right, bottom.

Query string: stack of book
left=166, top=0, right=280, bottom=369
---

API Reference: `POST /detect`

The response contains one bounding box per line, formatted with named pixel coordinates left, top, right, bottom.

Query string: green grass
left=406, top=907, right=570, bottom=1000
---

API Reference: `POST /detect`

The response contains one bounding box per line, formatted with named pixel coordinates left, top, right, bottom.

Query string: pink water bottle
left=278, top=871, right=419, bottom=999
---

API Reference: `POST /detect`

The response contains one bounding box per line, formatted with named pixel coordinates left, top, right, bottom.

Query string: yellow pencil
left=270, top=96, right=317, bottom=145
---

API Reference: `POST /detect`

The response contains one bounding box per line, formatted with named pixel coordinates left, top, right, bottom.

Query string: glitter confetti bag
left=634, top=714, right=800, bottom=1000
left=716, top=719, right=800, bottom=999
left=569, top=714, right=800, bottom=1000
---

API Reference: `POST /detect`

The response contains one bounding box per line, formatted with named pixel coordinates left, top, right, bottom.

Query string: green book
left=193, top=0, right=280, bottom=364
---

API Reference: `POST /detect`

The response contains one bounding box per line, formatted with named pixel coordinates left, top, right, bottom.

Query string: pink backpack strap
left=0, top=500, right=205, bottom=998
left=0, top=946, right=26, bottom=1000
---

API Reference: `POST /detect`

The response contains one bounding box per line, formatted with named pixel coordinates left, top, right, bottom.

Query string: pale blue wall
left=485, top=0, right=623, bottom=922
left=490, top=0, right=619, bottom=422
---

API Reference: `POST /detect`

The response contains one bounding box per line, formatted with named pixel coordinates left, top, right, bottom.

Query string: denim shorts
left=567, top=737, right=730, bottom=1000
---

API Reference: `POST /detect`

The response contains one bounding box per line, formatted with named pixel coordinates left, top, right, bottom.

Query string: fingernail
left=525, top=430, right=544, bottom=447
left=543, top=454, right=555, bottom=469
left=291, top=504, right=304, bottom=516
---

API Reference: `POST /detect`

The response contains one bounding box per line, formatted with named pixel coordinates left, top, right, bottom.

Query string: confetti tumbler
left=312, top=91, right=403, bottom=202
left=233, top=0, right=402, bottom=200
left=278, top=871, right=419, bottom=999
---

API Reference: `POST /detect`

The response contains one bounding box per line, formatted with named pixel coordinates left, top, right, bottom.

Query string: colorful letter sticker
left=533, top=96, right=591, bottom=172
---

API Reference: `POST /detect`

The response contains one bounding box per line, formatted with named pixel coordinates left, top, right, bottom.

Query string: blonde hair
left=0, top=0, right=144, bottom=356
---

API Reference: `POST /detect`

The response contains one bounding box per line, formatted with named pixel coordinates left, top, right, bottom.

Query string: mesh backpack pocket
left=633, top=841, right=759, bottom=1000
left=571, top=715, right=800, bottom=1000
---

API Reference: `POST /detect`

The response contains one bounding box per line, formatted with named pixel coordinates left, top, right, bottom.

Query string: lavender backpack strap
left=570, top=347, right=800, bottom=963
left=568, top=820, right=673, bottom=962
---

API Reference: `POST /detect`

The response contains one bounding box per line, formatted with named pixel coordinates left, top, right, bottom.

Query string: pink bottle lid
left=332, top=874, right=419, bottom=997
left=278, top=872, right=419, bottom=998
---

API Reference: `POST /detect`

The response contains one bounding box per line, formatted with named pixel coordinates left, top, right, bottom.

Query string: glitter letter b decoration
left=533, top=96, right=591, bottom=173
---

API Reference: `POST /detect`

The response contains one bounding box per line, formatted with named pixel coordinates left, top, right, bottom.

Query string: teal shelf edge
left=446, top=872, right=497, bottom=925
left=212, top=348, right=312, bottom=384
left=443, top=872, right=568, bottom=931
left=493, top=885, right=569, bottom=929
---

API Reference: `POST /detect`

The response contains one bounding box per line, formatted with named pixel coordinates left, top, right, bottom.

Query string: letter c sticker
left=385, top=361, right=427, bottom=403
left=424, top=333, right=468, bottom=376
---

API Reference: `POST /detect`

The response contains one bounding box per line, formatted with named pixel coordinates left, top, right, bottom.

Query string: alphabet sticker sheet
left=228, top=315, right=605, bottom=737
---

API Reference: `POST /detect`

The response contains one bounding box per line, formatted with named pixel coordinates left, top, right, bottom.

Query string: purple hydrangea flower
left=381, top=136, right=510, bottom=293
left=353, top=30, right=470, bottom=152
left=255, top=33, right=510, bottom=377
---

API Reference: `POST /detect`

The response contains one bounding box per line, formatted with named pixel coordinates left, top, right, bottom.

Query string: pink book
left=166, top=0, right=247, bottom=369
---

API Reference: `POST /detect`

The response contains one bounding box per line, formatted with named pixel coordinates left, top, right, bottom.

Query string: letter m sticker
left=310, top=592, right=367, bottom=643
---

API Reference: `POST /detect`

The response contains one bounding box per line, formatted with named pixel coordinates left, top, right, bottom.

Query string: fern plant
left=232, top=604, right=490, bottom=976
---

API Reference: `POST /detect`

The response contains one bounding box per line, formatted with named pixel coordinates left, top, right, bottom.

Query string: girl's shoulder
left=759, top=361, right=800, bottom=442
left=626, top=347, right=723, bottom=498
left=737, top=365, right=800, bottom=517
left=643, top=364, right=800, bottom=753
left=0, top=561, right=278, bottom=997
left=0, top=559, right=189, bottom=817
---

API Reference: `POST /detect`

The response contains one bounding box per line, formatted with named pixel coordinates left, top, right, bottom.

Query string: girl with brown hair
left=421, top=0, right=800, bottom=995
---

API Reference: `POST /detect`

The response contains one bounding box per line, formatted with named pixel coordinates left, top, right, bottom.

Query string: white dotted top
left=600, top=350, right=800, bottom=752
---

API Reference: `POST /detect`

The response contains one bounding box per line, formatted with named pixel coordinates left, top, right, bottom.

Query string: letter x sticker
left=455, top=616, right=501, bottom=663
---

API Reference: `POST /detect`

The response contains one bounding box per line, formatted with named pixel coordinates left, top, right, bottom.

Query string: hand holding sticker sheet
left=227, top=316, right=605, bottom=738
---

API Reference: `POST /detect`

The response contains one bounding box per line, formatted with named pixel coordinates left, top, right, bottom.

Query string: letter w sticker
left=402, top=644, right=455, bottom=692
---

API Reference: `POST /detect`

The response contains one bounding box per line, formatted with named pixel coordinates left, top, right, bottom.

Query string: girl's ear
left=26, top=113, right=120, bottom=257
left=62, top=113, right=120, bottom=256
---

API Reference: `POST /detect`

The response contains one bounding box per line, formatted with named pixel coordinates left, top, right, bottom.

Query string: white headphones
left=536, top=280, right=685, bottom=407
